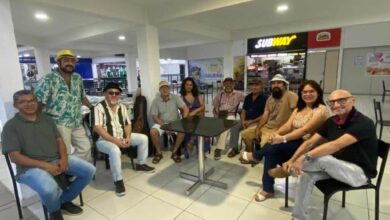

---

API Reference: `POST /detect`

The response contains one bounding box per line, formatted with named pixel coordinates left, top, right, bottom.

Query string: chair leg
left=43, top=204, right=49, bottom=220
left=375, top=189, right=379, bottom=220
left=104, top=155, right=110, bottom=169
left=379, top=125, right=383, bottom=139
left=342, top=191, right=346, bottom=208
left=12, top=178, right=23, bottom=219
left=323, top=196, right=330, bottom=220
left=285, top=177, right=289, bottom=208
left=79, top=193, right=84, bottom=206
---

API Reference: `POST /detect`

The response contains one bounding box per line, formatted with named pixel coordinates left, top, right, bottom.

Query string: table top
left=161, top=116, right=237, bottom=137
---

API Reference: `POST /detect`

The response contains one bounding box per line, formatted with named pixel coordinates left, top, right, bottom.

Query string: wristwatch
left=304, top=153, right=313, bottom=162
left=282, top=136, right=287, bottom=143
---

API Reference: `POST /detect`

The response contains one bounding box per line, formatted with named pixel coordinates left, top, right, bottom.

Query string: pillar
left=223, top=41, right=234, bottom=78
left=125, top=53, right=138, bottom=93
left=33, top=47, right=52, bottom=79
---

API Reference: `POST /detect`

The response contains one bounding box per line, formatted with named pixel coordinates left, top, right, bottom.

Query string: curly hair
left=180, top=77, right=199, bottom=97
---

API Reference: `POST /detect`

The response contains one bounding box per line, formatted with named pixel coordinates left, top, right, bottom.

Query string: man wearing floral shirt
left=35, top=50, right=93, bottom=161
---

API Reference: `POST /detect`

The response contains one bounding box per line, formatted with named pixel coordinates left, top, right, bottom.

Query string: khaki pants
left=57, top=125, right=91, bottom=162
left=259, top=125, right=277, bottom=147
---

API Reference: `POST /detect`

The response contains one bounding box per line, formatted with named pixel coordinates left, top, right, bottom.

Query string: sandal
left=254, top=191, right=274, bottom=202
left=171, top=153, right=182, bottom=163
left=239, top=151, right=257, bottom=163
left=152, top=153, right=163, bottom=164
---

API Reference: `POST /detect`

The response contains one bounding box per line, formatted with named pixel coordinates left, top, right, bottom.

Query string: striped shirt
left=213, top=90, right=245, bottom=114
left=93, top=100, right=130, bottom=139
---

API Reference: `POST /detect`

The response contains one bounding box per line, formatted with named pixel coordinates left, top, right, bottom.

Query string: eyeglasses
left=326, top=96, right=352, bottom=106
left=108, top=91, right=121, bottom=96
left=17, top=99, right=37, bottom=105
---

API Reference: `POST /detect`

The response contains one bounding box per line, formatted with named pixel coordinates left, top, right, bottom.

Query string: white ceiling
left=10, top=0, right=390, bottom=58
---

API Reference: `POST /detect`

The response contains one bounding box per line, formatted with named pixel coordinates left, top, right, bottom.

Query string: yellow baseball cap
left=55, top=50, right=78, bottom=62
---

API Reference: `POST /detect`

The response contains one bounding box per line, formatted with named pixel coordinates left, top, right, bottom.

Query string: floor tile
left=367, top=189, right=390, bottom=215
left=114, top=196, right=182, bottom=220
left=186, top=188, right=249, bottom=220
left=174, top=211, right=204, bottom=220
left=238, top=202, right=291, bottom=220
left=87, top=186, right=148, bottom=219
left=63, top=205, right=107, bottom=220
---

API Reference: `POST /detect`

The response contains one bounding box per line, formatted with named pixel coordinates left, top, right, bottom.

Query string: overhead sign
left=248, top=32, right=308, bottom=54
left=308, top=28, right=341, bottom=48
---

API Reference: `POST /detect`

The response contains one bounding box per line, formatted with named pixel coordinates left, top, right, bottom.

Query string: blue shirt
left=243, top=93, right=268, bottom=120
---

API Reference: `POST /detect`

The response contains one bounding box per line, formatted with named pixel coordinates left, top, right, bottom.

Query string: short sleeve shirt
left=243, top=93, right=268, bottom=120
left=150, top=94, right=185, bottom=123
left=1, top=113, right=60, bottom=178
left=317, top=108, right=378, bottom=178
left=94, top=101, right=131, bottom=139
left=34, top=71, right=86, bottom=128
left=265, top=91, right=298, bottom=129
left=212, top=90, right=245, bottom=113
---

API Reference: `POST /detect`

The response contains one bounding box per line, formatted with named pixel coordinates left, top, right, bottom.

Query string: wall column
left=125, top=53, right=138, bottom=93
left=223, top=41, right=234, bottom=78
left=33, top=47, right=51, bottom=79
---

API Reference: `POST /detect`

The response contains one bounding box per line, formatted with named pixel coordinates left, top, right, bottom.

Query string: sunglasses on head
left=108, top=91, right=121, bottom=96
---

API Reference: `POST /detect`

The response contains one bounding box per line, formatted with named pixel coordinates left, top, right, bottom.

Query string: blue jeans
left=254, top=139, right=302, bottom=193
left=17, top=156, right=95, bottom=213
left=96, top=133, right=149, bottom=182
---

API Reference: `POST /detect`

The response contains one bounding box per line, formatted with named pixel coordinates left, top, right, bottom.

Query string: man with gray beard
left=254, top=74, right=298, bottom=147
left=35, top=50, right=93, bottom=161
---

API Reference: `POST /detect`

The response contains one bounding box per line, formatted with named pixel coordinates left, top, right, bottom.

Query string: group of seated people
left=0, top=50, right=379, bottom=220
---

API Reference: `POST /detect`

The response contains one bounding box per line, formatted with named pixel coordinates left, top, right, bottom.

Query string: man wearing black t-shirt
left=278, top=89, right=378, bottom=220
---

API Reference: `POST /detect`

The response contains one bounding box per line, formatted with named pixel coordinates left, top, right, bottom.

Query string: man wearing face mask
left=35, top=50, right=93, bottom=161
left=254, top=74, right=298, bottom=147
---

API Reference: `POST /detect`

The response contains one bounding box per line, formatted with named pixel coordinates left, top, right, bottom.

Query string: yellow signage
left=254, top=35, right=297, bottom=48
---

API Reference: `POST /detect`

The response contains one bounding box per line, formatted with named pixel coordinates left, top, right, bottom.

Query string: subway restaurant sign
left=247, top=32, right=308, bottom=54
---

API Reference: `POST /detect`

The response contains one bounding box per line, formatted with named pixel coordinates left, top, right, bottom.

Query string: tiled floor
left=1, top=94, right=390, bottom=220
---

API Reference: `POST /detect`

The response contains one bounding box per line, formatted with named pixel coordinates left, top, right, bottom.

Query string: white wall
left=187, top=40, right=246, bottom=60
left=343, top=21, right=390, bottom=48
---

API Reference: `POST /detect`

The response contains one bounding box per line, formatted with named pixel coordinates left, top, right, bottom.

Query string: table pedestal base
left=179, top=167, right=228, bottom=196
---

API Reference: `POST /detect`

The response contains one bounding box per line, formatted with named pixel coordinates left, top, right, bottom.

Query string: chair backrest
left=373, top=98, right=383, bottom=123
left=383, top=80, right=386, bottom=91
left=375, top=140, right=390, bottom=189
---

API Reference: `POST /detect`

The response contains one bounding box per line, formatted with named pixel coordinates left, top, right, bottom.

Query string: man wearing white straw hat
left=35, top=50, right=93, bottom=161
left=254, top=74, right=298, bottom=147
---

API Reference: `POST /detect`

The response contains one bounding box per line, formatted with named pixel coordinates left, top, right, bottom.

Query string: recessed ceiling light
left=23, top=53, right=30, bottom=57
left=118, top=35, right=126, bottom=40
left=35, top=12, right=49, bottom=21
left=76, top=55, right=81, bottom=58
left=276, top=4, right=288, bottom=12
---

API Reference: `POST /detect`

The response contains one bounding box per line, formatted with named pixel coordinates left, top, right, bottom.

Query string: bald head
left=328, top=89, right=352, bottom=100
left=327, top=89, right=355, bottom=117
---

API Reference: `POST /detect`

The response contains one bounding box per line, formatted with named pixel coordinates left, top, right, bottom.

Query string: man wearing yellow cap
left=35, top=50, right=93, bottom=161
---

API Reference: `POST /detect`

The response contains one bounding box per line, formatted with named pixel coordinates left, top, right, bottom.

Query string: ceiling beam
left=43, top=21, right=134, bottom=47
left=150, top=0, right=253, bottom=23
left=160, top=19, right=231, bottom=41
left=27, top=0, right=146, bottom=24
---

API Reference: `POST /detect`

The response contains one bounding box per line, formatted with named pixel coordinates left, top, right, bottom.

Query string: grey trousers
left=292, top=155, right=368, bottom=220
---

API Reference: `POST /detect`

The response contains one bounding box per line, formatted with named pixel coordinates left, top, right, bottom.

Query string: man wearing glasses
left=35, top=50, right=93, bottom=161
left=274, top=89, right=378, bottom=220
left=93, top=83, right=155, bottom=196
left=2, top=90, right=95, bottom=219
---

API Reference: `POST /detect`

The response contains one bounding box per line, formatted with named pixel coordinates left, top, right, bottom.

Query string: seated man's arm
left=8, top=151, right=61, bottom=176
left=180, top=105, right=189, bottom=118
left=152, top=115, right=164, bottom=125
left=255, top=109, right=269, bottom=138
left=56, top=137, right=68, bottom=172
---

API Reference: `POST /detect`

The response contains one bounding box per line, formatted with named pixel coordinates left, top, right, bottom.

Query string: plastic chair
left=373, top=99, right=390, bottom=139
left=4, top=154, right=84, bottom=220
left=382, top=80, right=390, bottom=103
left=315, top=140, right=389, bottom=220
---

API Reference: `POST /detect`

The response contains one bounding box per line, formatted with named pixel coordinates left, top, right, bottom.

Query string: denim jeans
left=17, top=155, right=95, bottom=213
left=96, top=133, right=148, bottom=182
left=254, top=139, right=302, bottom=193
left=292, top=155, right=368, bottom=220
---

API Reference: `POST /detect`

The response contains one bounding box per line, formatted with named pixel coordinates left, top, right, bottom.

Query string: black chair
left=382, top=80, right=390, bottom=103
left=84, top=113, right=136, bottom=178
left=373, top=99, right=390, bottom=139
left=4, top=154, right=84, bottom=220
left=315, top=140, right=389, bottom=220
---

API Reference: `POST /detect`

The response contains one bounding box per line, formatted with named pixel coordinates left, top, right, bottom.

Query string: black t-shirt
left=243, top=93, right=268, bottom=120
left=317, top=108, right=378, bottom=178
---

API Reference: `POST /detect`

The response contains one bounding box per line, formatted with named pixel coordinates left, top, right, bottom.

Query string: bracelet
left=282, top=136, right=287, bottom=143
